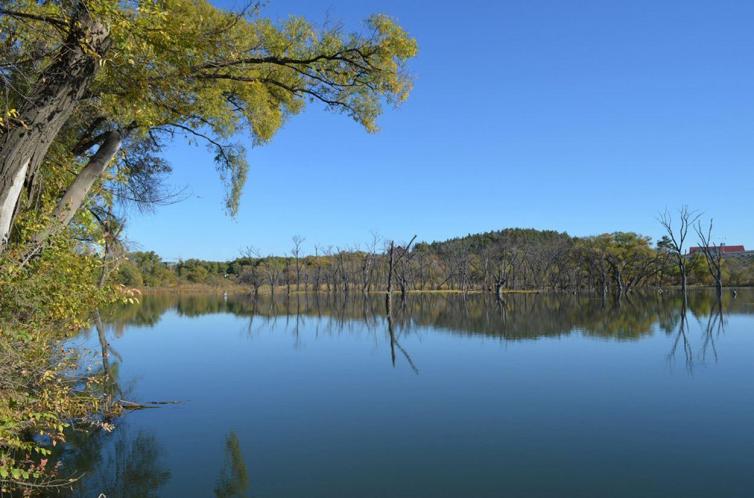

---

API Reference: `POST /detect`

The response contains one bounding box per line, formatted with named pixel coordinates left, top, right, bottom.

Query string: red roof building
left=688, top=245, right=745, bottom=255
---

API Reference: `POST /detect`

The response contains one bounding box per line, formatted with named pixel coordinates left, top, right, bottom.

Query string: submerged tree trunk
left=386, top=241, right=395, bottom=316
left=679, top=261, right=688, bottom=305
left=495, top=279, right=505, bottom=301
left=0, top=10, right=110, bottom=252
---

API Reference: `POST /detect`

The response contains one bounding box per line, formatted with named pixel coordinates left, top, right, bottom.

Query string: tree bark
left=30, top=130, right=123, bottom=248
left=0, top=8, right=110, bottom=252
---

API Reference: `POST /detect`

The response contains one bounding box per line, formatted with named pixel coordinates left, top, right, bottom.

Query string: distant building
left=688, top=245, right=747, bottom=256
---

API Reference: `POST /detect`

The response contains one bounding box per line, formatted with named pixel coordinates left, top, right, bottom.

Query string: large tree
left=0, top=0, right=417, bottom=254
left=0, top=3, right=110, bottom=250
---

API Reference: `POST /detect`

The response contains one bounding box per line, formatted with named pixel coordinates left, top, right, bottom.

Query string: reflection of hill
left=100, top=290, right=753, bottom=341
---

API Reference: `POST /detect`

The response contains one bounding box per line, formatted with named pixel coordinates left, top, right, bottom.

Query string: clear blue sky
left=124, top=0, right=754, bottom=261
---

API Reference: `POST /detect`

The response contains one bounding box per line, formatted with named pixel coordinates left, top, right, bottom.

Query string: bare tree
left=659, top=206, right=700, bottom=302
left=695, top=218, right=724, bottom=298
left=394, top=238, right=418, bottom=302
left=284, top=257, right=292, bottom=296
left=360, top=232, right=380, bottom=295
left=385, top=241, right=396, bottom=315
left=492, top=253, right=509, bottom=301
left=324, top=247, right=335, bottom=293
left=239, top=246, right=262, bottom=298
left=261, top=257, right=283, bottom=299
left=385, top=236, right=416, bottom=312
left=291, top=235, right=305, bottom=292
left=335, top=249, right=350, bottom=295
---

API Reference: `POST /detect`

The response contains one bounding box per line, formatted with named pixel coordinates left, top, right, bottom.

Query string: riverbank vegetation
left=116, top=228, right=754, bottom=298
left=0, top=0, right=416, bottom=492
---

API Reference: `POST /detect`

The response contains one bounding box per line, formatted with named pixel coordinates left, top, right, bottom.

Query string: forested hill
left=115, top=227, right=754, bottom=292
left=417, top=228, right=571, bottom=256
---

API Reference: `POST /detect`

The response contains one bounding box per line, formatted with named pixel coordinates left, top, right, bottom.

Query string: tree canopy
left=1, top=0, right=417, bottom=245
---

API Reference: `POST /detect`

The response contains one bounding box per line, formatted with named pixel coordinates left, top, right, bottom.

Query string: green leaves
left=93, top=1, right=416, bottom=210
left=212, top=143, right=249, bottom=217
left=2, top=0, right=416, bottom=227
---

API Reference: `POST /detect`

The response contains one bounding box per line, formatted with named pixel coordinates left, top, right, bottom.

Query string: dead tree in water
left=312, top=245, right=323, bottom=292
left=659, top=206, right=700, bottom=304
left=262, top=258, right=283, bottom=300
left=94, top=310, right=122, bottom=405
left=386, top=241, right=396, bottom=315
left=336, top=249, right=350, bottom=295
left=493, top=265, right=506, bottom=301
left=239, top=247, right=263, bottom=298
left=360, top=233, right=380, bottom=295
left=695, top=218, right=724, bottom=298
left=291, top=235, right=305, bottom=292
left=492, top=248, right=518, bottom=301
left=385, top=236, right=417, bottom=311
left=322, top=246, right=337, bottom=294
left=394, top=236, right=418, bottom=303
left=284, top=257, right=292, bottom=296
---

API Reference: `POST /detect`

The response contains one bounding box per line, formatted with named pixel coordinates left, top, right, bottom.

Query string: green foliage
left=0, top=231, right=136, bottom=493
left=115, top=259, right=144, bottom=287
left=0, top=1, right=416, bottom=492
left=112, top=229, right=754, bottom=295
left=1, top=0, right=417, bottom=220
left=185, top=265, right=210, bottom=283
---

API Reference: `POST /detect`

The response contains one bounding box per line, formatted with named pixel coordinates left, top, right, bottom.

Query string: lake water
left=62, top=290, right=754, bottom=497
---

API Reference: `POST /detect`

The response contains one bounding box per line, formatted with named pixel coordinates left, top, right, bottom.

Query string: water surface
left=64, top=291, right=754, bottom=497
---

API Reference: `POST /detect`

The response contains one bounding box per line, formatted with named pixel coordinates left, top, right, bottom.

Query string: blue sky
left=124, top=0, right=754, bottom=260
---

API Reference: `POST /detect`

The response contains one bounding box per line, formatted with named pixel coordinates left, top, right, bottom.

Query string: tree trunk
left=614, top=268, right=626, bottom=298
left=0, top=10, right=110, bottom=252
left=386, top=241, right=395, bottom=315
left=30, top=131, right=123, bottom=247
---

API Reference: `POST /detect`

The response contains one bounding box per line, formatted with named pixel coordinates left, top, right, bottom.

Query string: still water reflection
left=63, top=290, right=754, bottom=497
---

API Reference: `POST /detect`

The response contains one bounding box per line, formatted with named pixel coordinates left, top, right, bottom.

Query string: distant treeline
left=115, top=228, right=754, bottom=294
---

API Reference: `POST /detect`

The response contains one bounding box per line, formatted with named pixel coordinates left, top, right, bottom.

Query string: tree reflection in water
left=57, top=288, right=751, bottom=496
left=667, top=294, right=728, bottom=371
left=59, top=426, right=170, bottom=497
left=100, top=289, right=749, bottom=343
left=93, top=288, right=753, bottom=378
left=214, top=432, right=250, bottom=498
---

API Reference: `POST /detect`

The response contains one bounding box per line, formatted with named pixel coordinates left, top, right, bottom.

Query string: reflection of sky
left=70, top=292, right=754, bottom=497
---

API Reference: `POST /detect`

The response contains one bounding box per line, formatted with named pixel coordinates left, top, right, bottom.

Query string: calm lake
left=62, top=290, right=754, bottom=497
